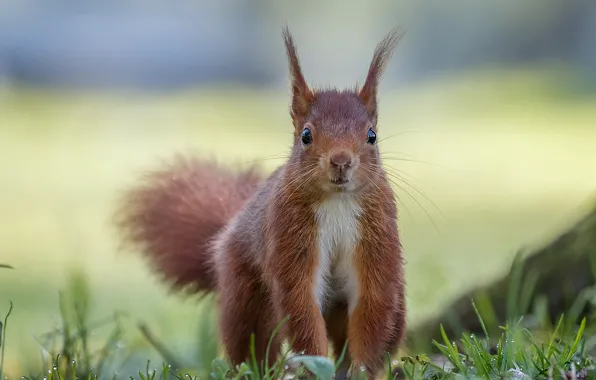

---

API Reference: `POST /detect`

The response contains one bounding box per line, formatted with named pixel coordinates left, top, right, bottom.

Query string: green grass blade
left=265, top=316, right=288, bottom=377
left=138, top=322, right=184, bottom=370
left=334, top=339, right=349, bottom=372
left=0, top=301, right=14, bottom=380
left=547, top=315, right=565, bottom=360
left=471, top=299, right=490, bottom=344
left=385, top=352, right=391, bottom=380
left=519, top=268, right=539, bottom=317
left=564, top=317, right=586, bottom=363
left=506, top=251, right=525, bottom=323
left=496, top=337, right=504, bottom=369
left=438, top=324, right=465, bottom=373
left=249, top=333, right=260, bottom=380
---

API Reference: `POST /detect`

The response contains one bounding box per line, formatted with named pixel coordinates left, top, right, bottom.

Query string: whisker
left=279, top=163, right=320, bottom=204
left=242, top=151, right=291, bottom=165
left=383, top=171, right=445, bottom=220
left=282, top=167, right=319, bottom=206
left=373, top=160, right=447, bottom=219
left=243, top=155, right=291, bottom=165
left=361, top=169, right=415, bottom=223
left=381, top=163, right=429, bottom=187
left=372, top=163, right=438, bottom=206
left=381, top=157, right=451, bottom=170
left=359, top=168, right=387, bottom=201
left=382, top=174, right=440, bottom=233
left=369, top=162, right=424, bottom=188
left=368, top=162, right=444, bottom=219
left=375, top=130, right=422, bottom=144
left=378, top=150, right=427, bottom=161
left=279, top=165, right=310, bottom=191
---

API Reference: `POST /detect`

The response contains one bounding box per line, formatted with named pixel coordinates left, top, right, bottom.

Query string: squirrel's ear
left=359, top=29, right=404, bottom=122
left=283, top=26, right=314, bottom=125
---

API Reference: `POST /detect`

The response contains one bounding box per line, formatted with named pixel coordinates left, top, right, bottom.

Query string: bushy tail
left=115, top=155, right=263, bottom=294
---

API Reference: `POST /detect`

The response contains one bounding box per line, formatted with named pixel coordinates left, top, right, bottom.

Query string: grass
left=2, top=269, right=596, bottom=379
left=1, top=66, right=596, bottom=378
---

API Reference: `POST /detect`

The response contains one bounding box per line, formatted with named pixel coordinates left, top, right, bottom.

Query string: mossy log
left=407, top=202, right=596, bottom=350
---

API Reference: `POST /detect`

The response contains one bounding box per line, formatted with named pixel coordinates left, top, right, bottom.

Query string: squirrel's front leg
left=348, top=231, right=406, bottom=378
left=269, top=241, right=328, bottom=356
left=266, top=201, right=329, bottom=357
left=271, top=271, right=328, bottom=357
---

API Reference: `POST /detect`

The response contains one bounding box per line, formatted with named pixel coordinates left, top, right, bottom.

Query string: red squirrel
left=116, top=27, right=406, bottom=379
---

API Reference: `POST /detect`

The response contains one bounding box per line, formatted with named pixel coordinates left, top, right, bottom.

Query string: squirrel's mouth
left=330, top=178, right=350, bottom=185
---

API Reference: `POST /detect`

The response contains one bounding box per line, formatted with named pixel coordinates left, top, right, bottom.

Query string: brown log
left=406, top=201, right=596, bottom=351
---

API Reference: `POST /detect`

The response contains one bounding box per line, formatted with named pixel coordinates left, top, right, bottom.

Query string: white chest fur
left=314, top=194, right=362, bottom=314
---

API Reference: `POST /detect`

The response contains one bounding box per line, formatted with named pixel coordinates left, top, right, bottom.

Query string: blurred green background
left=1, top=0, right=595, bottom=376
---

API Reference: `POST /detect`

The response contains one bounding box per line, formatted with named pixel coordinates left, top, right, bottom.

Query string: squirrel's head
left=282, top=27, right=403, bottom=194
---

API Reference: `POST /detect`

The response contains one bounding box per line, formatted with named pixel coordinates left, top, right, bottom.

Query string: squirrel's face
left=291, top=91, right=381, bottom=194
left=282, top=27, right=402, bottom=194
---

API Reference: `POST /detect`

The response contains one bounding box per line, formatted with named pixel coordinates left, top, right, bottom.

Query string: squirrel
left=116, top=27, right=406, bottom=379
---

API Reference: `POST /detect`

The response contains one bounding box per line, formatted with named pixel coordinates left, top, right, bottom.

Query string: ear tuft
left=359, top=28, right=404, bottom=122
left=283, top=26, right=314, bottom=126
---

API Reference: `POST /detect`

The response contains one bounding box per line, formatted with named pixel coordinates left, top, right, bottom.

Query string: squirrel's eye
left=366, top=128, right=377, bottom=145
left=301, top=128, right=313, bottom=145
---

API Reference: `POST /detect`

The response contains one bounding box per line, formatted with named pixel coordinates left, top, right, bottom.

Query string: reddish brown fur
left=115, top=155, right=263, bottom=293
left=358, top=30, right=404, bottom=124
left=116, top=27, right=406, bottom=379
left=348, top=188, right=406, bottom=374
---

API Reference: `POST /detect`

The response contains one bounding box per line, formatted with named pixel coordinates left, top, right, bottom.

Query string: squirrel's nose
left=329, top=151, right=352, bottom=170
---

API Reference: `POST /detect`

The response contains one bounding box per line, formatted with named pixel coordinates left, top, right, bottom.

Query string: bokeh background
left=1, top=0, right=595, bottom=376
